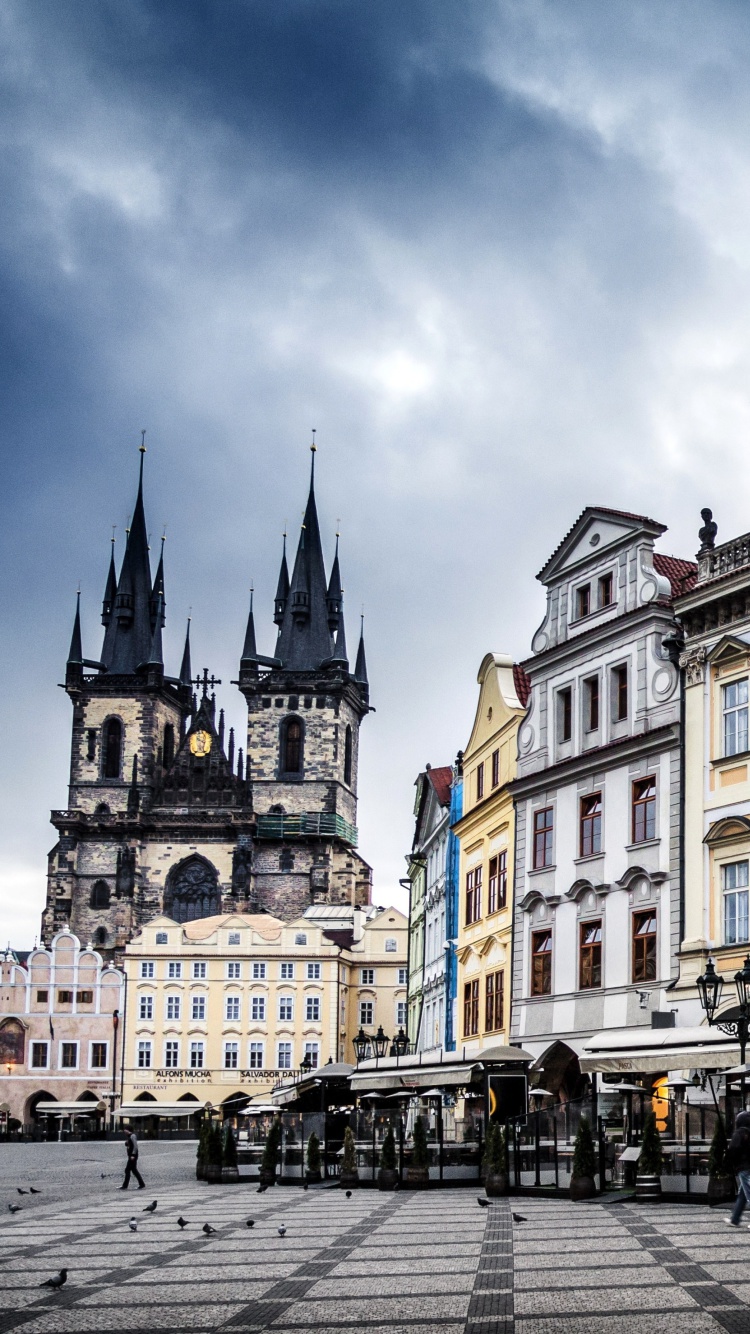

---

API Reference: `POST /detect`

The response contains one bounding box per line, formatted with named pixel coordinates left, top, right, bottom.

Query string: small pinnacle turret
left=240, top=589, right=258, bottom=669
left=179, top=619, right=192, bottom=688
left=273, top=535, right=289, bottom=627
left=67, top=592, right=83, bottom=670
left=355, top=615, right=368, bottom=692
left=101, top=539, right=116, bottom=626
left=326, top=535, right=342, bottom=634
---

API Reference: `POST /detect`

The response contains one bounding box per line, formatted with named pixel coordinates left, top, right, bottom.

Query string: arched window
left=102, top=718, right=122, bottom=779
left=281, top=717, right=303, bottom=775
left=93, top=926, right=108, bottom=947
left=90, top=880, right=110, bottom=910
left=163, top=855, right=221, bottom=924
left=344, top=725, right=353, bottom=786
left=163, top=723, right=175, bottom=768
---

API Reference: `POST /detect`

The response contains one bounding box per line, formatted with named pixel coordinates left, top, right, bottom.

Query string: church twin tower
left=43, top=446, right=372, bottom=957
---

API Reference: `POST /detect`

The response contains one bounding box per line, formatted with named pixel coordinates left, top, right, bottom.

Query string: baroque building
left=509, top=507, right=695, bottom=1098
left=43, top=445, right=372, bottom=958
left=408, top=764, right=456, bottom=1052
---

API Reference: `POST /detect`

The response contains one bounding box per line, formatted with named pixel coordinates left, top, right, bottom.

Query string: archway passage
left=163, top=855, right=221, bottom=924
left=534, top=1040, right=587, bottom=1103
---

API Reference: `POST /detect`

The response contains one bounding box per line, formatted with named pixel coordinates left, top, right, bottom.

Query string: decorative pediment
left=704, top=817, right=750, bottom=847
left=708, top=635, right=750, bottom=667
left=564, top=878, right=606, bottom=903
left=538, top=508, right=666, bottom=583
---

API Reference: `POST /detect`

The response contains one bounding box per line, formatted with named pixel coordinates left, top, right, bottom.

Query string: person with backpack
left=727, top=1110, right=750, bottom=1226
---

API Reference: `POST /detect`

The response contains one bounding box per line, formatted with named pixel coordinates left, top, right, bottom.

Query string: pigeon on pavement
left=477, top=1197, right=490, bottom=1208
left=257, top=1184, right=268, bottom=1193
left=345, top=1190, right=352, bottom=1199
left=245, top=1220, right=254, bottom=1228
left=177, top=1217, right=189, bottom=1229
left=16, top=1188, right=28, bottom=1195
left=40, top=1270, right=67, bottom=1291
left=8, top=1204, right=22, bottom=1214
left=142, top=1200, right=158, bottom=1213
left=29, top=1188, right=41, bottom=1194
left=128, top=1218, right=138, bottom=1232
left=512, top=1212, right=527, bottom=1223
left=278, top=1225, right=286, bottom=1237
left=202, top=1223, right=216, bottom=1235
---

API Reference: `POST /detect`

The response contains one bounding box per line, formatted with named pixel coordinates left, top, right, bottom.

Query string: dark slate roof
left=653, top=553, right=698, bottom=598
left=274, top=458, right=335, bottom=670
left=513, top=664, right=531, bottom=707
left=100, top=452, right=156, bottom=674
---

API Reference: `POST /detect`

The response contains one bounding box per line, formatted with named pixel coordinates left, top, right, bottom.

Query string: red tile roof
left=653, top=553, right=698, bottom=599
left=513, top=663, right=531, bottom=707
left=427, top=765, right=453, bottom=808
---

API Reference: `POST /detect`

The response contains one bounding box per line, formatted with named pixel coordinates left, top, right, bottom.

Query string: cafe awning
left=580, top=1026, right=740, bottom=1074
left=34, top=1101, right=106, bottom=1115
left=115, top=1102, right=206, bottom=1118
left=350, top=1065, right=479, bottom=1092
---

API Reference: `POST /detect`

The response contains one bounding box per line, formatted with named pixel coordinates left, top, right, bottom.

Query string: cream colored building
left=120, top=905, right=407, bottom=1115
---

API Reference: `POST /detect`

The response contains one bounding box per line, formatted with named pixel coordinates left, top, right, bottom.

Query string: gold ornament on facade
left=190, top=730, right=212, bottom=757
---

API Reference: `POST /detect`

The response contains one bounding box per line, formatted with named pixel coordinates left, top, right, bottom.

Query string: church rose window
left=163, top=856, right=221, bottom=924
left=102, top=718, right=122, bottom=779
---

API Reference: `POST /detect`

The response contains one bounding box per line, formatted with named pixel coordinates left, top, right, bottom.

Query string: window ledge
left=712, top=750, right=750, bottom=768
left=528, top=865, right=556, bottom=876
left=574, top=853, right=605, bottom=865
left=625, top=838, right=660, bottom=851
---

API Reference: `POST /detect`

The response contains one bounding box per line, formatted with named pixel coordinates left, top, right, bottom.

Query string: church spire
left=355, top=614, right=368, bottom=692
left=100, top=438, right=155, bottom=674
left=326, top=533, right=342, bottom=634
left=67, top=591, right=83, bottom=670
left=273, top=534, right=289, bottom=626
left=101, top=537, right=116, bottom=626
left=274, top=442, right=335, bottom=670
left=151, top=534, right=166, bottom=628
left=144, top=589, right=164, bottom=673
left=240, top=587, right=258, bottom=669
left=179, top=617, right=192, bottom=687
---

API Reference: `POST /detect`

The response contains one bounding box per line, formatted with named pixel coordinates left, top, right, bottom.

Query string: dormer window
left=598, top=573, right=614, bottom=607
left=576, top=585, right=591, bottom=619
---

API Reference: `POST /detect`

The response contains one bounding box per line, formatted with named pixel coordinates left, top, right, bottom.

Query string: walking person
left=119, top=1128, right=146, bottom=1190
left=727, top=1111, right=750, bottom=1226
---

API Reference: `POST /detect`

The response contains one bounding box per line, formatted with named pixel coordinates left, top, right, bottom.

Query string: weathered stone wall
left=246, top=688, right=360, bottom=825
left=69, top=688, right=184, bottom=814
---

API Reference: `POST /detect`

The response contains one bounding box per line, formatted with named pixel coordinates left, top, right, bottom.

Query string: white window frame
left=165, top=992, right=181, bottom=1021
left=306, top=962, right=321, bottom=980
left=396, top=1001, right=407, bottom=1026
left=280, top=962, right=295, bottom=980
left=359, top=1000, right=374, bottom=1026
left=724, top=860, right=750, bottom=945
left=164, top=1040, right=180, bottom=1068
left=252, top=961, right=267, bottom=980
left=724, top=679, right=749, bottom=757
left=136, top=1040, right=151, bottom=1069
left=277, top=1041, right=293, bottom=1069
left=225, top=994, right=241, bottom=1022
left=303, top=1041, right=319, bottom=1069
left=279, top=994, right=294, bottom=1022
left=168, top=961, right=182, bottom=979
left=88, top=1039, right=109, bottom=1070
left=251, top=994, right=266, bottom=1021
left=189, top=1041, right=204, bottom=1069
left=385, top=938, right=397, bottom=953
left=140, top=961, right=155, bottom=979
left=139, top=993, right=154, bottom=1021
left=227, top=961, right=241, bottom=980
left=360, top=967, right=375, bottom=985
left=224, top=1041, right=239, bottom=1069
left=192, top=962, right=207, bottom=979
left=305, top=995, right=321, bottom=1022
left=398, top=968, right=407, bottom=986
left=191, top=994, right=207, bottom=1021
left=248, top=1041, right=264, bottom=1068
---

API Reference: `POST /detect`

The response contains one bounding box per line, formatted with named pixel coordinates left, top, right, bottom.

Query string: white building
left=411, top=765, right=453, bottom=1052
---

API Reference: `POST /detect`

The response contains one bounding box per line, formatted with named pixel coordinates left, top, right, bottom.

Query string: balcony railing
left=698, top=532, right=750, bottom=585
left=255, top=811, right=358, bottom=846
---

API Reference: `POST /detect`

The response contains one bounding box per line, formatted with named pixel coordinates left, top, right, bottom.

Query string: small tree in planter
left=407, top=1114, right=430, bottom=1188
left=378, top=1124, right=398, bottom=1191
left=260, top=1117, right=282, bottom=1186
left=636, top=1110, right=664, bottom=1202
left=196, top=1119, right=210, bottom=1181
left=707, top=1116, right=734, bottom=1203
left=306, top=1132, right=322, bottom=1183
left=570, top=1116, right=597, bottom=1201
left=340, top=1125, right=359, bottom=1188
left=483, top=1124, right=509, bottom=1197
left=222, top=1125, right=239, bottom=1183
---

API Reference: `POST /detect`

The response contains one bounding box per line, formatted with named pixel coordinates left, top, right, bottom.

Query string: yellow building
left=120, top=906, right=407, bottom=1120
left=454, top=654, right=528, bottom=1053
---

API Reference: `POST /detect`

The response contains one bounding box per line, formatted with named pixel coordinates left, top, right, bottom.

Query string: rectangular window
left=294, top=933, right=307, bottom=946
left=580, top=793, right=602, bottom=857
left=36, top=990, right=48, bottom=1002
left=724, top=861, right=750, bottom=945
left=155, top=932, right=168, bottom=945
left=485, top=969, right=504, bottom=1032
left=252, top=962, right=267, bottom=980
left=61, top=1042, right=78, bottom=1069
left=224, top=1042, right=239, bottom=1069
left=228, top=932, right=241, bottom=945
left=361, top=968, right=374, bottom=984
left=90, top=1042, right=107, bottom=1069
left=531, top=930, right=552, bottom=996
left=724, top=679, right=749, bottom=756
left=491, top=749, right=500, bottom=787
left=76, top=990, right=93, bottom=1004
left=398, top=968, right=407, bottom=986
left=465, top=866, right=482, bottom=924
left=193, top=962, right=207, bottom=979
left=140, top=961, right=154, bottom=979
left=385, top=937, right=397, bottom=952
left=190, top=1041, right=204, bottom=1069
left=359, top=1000, right=374, bottom=1026
left=225, top=995, right=240, bottom=1021
left=166, top=994, right=180, bottom=1021
left=632, top=777, right=656, bottom=843
left=613, top=664, right=628, bottom=722
left=584, top=677, right=599, bottom=732
left=463, top=980, right=479, bottom=1037
left=139, top=994, right=153, bottom=1020
left=168, top=962, right=182, bottom=979
left=58, top=990, right=72, bottom=1004
left=191, top=995, right=206, bottom=1021
left=476, top=763, right=484, bottom=800
left=558, top=687, right=572, bottom=743
left=632, top=910, right=657, bottom=982
left=251, top=995, right=266, bottom=1021
left=488, top=857, right=498, bottom=915
left=487, top=852, right=507, bottom=915
left=533, top=808, right=554, bottom=869
left=576, top=584, right=591, bottom=619
left=164, top=1041, right=179, bottom=1068
left=279, top=995, right=294, bottom=1022
left=280, top=962, right=295, bottom=980
left=396, top=1001, right=407, bottom=1025
left=277, top=1042, right=293, bottom=1069
left=306, top=963, right=321, bottom=980
left=30, top=1041, right=48, bottom=1069
left=304, top=1042, right=319, bottom=1068
left=137, top=1041, right=151, bottom=1069
left=579, top=920, right=602, bottom=989
left=598, top=572, right=614, bottom=607
left=305, top=996, right=321, bottom=1021
left=248, top=1042, right=264, bottom=1068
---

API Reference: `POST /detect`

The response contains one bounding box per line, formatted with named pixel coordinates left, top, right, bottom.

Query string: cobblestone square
left=2, top=1144, right=750, bottom=1333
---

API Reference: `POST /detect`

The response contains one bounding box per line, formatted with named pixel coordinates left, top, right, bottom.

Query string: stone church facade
left=43, top=445, right=373, bottom=959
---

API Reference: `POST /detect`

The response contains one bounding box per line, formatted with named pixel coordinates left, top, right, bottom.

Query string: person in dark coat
left=727, top=1110, right=750, bottom=1225
left=119, top=1128, right=146, bottom=1190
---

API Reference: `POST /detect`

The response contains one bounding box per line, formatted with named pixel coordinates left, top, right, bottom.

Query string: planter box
left=259, top=1168, right=277, bottom=1187
left=221, top=1166, right=240, bottom=1183
left=635, top=1173, right=662, bottom=1202
left=204, top=1163, right=222, bottom=1184
left=405, top=1168, right=429, bottom=1189
left=339, top=1171, right=359, bottom=1189
left=708, top=1175, right=735, bottom=1204
left=305, top=1169, right=322, bottom=1184
left=378, top=1168, right=399, bottom=1192
left=569, top=1175, right=596, bottom=1201
left=485, top=1172, right=508, bottom=1198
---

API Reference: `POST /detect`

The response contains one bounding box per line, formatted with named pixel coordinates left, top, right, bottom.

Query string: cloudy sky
left=3, top=0, right=750, bottom=946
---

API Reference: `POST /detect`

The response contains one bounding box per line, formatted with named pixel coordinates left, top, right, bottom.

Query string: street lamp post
left=352, top=1029, right=369, bottom=1065
left=696, top=955, right=750, bottom=1113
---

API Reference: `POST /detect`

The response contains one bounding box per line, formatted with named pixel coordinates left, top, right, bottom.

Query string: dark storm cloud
left=3, top=0, right=750, bottom=940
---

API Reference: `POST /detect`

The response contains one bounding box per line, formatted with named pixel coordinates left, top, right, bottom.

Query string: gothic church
left=43, top=445, right=372, bottom=958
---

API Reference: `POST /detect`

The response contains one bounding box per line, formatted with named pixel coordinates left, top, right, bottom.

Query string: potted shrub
left=260, top=1117, right=282, bottom=1187
left=636, top=1110, right=663, bottom=1202
left=340, top=1125, right=359, bottom=1188
left=221, top=1125, right=240, bottom=1183
left=484, top=1124, right=509, bottom=1197
left=378, top=1124, right=399, bottom=1191
left=196, top=1119, right=210, bottom=1181
left=204, top=1122, right=223, bottom=1184
left=707, top=1116, right=735, bottom=1204
left=569, top=1116, right=597, bottom=1201
left=406, top=1114, right=430, bottom=1188
left=306, top=1132, right=322, bottom=1184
